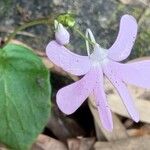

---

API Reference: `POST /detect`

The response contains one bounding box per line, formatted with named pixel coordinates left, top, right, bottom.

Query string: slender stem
left=3, top=17, right=54, bottom=47
left=2, top=15, right=95, bottom=49
left=74, top=26, right=95, bottom=46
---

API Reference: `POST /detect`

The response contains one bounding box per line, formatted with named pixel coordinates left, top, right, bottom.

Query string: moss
left=130, top=28, right=150, bottom=59
left=130, top=9, right=150, bottom=59
left=132, top=7, right=144, bottom=18
left=0, top=0, right=12, bottom=17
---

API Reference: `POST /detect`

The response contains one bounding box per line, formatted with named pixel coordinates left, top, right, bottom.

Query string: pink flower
left=46, top=15, right=150, bottom=131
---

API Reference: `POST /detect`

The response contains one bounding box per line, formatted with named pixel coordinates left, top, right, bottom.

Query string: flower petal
left=107, top=60, right=150, bottom=89
left=121, top=60, right=150, bottom=88
left=103, top=62, right=139, bottom=122
left=46, top=41, right=92, bottom=76
left=94, top=68, right=113, bottom=131
left=108, top=14, right=137, bottom=61
left=56, top=68, right=97, bottom=114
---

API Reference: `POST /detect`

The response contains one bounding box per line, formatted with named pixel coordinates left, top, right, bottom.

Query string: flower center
left=90, top=44, right=109, bottom=67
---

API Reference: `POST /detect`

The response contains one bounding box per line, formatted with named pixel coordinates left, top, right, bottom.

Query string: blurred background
left=0, top=0, right=150, bottom=150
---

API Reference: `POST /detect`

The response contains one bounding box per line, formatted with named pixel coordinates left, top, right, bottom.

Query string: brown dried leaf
left=32, top=134, right=68, bottom=150
left=127, top=124, right=150, bottom=137
left=67, top=137, right=95, bottom=150
left=94, top=136, right=150, bottom=150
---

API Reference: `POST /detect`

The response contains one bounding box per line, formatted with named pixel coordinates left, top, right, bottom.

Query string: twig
left=0, top=26, right=36, bottom=37
left=3, top=17, right=54, bottom=47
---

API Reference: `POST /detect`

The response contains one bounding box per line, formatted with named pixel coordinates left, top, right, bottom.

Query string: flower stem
left=73, top=27, right=95, bottom=46
left=3, top=14, right=95, bottom=48
left=3, top=17, right=54, bottom=47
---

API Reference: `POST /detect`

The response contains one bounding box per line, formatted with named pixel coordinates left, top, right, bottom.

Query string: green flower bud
left=57, top=13, right=76, bottom=27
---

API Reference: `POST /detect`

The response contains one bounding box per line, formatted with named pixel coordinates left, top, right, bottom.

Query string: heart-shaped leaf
left=0, top=43, right=51, bottom=150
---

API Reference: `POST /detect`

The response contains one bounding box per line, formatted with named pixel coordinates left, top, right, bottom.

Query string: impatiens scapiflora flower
left=46, top=14, right=150, bottom=131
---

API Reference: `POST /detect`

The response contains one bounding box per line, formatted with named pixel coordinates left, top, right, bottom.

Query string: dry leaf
left=32, top=134, right=68, bottom=150
left=67, top=137, right=95, bottom=150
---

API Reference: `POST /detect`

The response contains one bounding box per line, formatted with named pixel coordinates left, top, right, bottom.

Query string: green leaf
left=0, top=43, right=51, bottom=150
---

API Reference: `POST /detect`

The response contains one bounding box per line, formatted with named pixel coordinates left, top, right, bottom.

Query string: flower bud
left=55, top=23, right=70, bottom=45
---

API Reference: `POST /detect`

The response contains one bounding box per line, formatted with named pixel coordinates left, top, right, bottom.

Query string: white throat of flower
left=85, top=28, right=109, bottom=66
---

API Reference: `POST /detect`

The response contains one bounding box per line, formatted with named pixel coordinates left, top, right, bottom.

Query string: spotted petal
left=93, top=68, right=113, bottom=131
left=46, top=41, right=92, bottom=76
left=56, top=69, right=97, bottom=114
left=103, top=62, right=139, bottom=122
left=108, top=60, right=150, bottom=89
left=108, top=14, right=138, bottom=61
left=121, top=61, right=150, bottom=88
